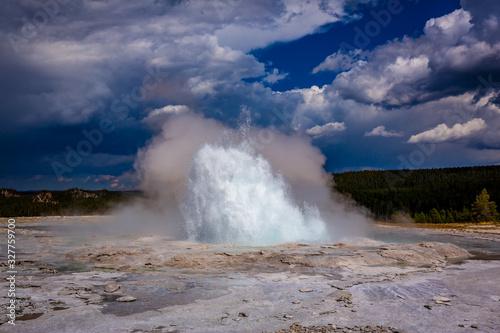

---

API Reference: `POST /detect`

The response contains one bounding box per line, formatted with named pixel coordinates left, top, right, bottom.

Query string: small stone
left=292, top=300, right=301, bottom=304
left=424, top=305, right=432, bottom=310
left=238, top=312, right=249, bottom=317
left=345, top=304, right=354, bottom=308
left=299, top=288, right=313, bottom=293
left=397, top=295, right=406, bottom=300
left=233, top=318, right=241, bottom=322
left=312, top=312, right=317, bottom=316
left=319, top=310, right=334, bottom=315
left=104, top=284, right=121, bottom=293
left=458, top=324, right=464, bottom=327
left=433, top=296, right=451, bottom=303
left=351, top=309, right=357, bottom=312
left=283, top=314, right=294, bottom=319
left=115, top=296, right=136, bottom=302
left=471, top=324, right=478, bottom=329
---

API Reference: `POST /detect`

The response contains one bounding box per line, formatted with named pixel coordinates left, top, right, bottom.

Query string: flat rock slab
left=115, top=296, right=136, bottom=302
left=104, top=284, right=121, bottom=293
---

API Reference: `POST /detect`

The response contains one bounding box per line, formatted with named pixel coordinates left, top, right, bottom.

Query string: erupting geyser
left=129, top=111, right=368, bottom=246
left=182, top=140, right=329, bottom=245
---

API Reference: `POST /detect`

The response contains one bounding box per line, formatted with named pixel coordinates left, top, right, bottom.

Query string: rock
left=291, top=300, right=301, bottom=304
left=238, top=312, right=249, bottom=317
left=299, top=288, right=313, bottom=293
left=424, top=305, right=432, bottom=310
left=345, top=304, right=354, bottom=308
left=471, top=324, right=478, bottom=329
left=233, top=318, right=241, bottom=322
left=432, top=296, right=451, bottom=303
left=84, top=294, right=102, bottom=304
left=379, top=242, right=471, bottom=265
left=283, top=314, right=294, bottom=319
left=104, top=284, right=121, bottom=293
left=397, top=294, right=406, bottom=300
left=458, top=324, right=465, bottom=327
left=115, top=296, right=136, bottom=302
left=319, top=310, right=335, bottom=315
left=215, top=252, right=233, bottom=256
left=329, top=290, right=353, bottom=302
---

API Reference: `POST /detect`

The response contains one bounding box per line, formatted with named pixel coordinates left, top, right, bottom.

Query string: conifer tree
left=471, top=188, right=499, bottom=222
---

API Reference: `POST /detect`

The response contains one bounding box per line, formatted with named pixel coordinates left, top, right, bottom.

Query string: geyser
left=128, top=111, right=369, bottom=246
left=182, top=140, right=329, bottom=245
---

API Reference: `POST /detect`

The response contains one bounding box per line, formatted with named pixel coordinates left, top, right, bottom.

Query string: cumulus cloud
left=408, top=118, right=486, bottom=143
left=424, top=9, right=473, bottom=45
left=306, top=122, right=346, bottom=137
left=2, top=0, right=500, bottom=189
left=320, top=4, right=500, bottom=106
left=331, top=53, right=432, bottom=105
left=214, top=0, right=353, bottom=52
left=151, top=105, right=190, bottom=115
left=143, top=105, right=191, bottom=129
left=365, top=126, right=403, bottom=138
left=263, top=68, right=289, bottom=84
left=312, top=49, right=366, bottom=73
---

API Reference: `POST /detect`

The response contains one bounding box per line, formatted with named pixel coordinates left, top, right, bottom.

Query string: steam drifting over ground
left=113, top=111, right=370, bottom=245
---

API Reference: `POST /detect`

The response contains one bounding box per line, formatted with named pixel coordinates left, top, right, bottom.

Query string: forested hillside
left=2, top=166, right=499, bottom=222
left=0, top=188, right=141, bottom=217
left=332, top=165, right=500, bottom=223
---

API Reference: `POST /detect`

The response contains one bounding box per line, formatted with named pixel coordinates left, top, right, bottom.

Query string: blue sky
left=0, top=0, right=499, bottom=190
left=251, top=0, right=462, bottom=91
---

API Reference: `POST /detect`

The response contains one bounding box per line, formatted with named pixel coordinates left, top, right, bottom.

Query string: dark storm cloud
left=1, top=0, right=499, bottom=190
left=0, top=0, right=358, bottom=189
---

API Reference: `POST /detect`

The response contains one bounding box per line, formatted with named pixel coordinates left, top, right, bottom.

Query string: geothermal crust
left=65, top=240, right=470, bottom=272
left=1, top=217, right=500, bottom=333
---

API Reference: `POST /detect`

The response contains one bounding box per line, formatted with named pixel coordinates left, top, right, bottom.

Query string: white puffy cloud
left=331, top=53, right=431, bottom=105
left=424, top=9, right=473, bottom=45
left=149, top=105, right=191, bottom=116
left=312, top=49, right=366, bottom=73
left=319, top=4, right=500, bottom=106
left=143, top=105, right=192, bottom=128
left=407, top=118, right=486, bottom=143
left=306, top=122, right=346, bottom=137
left=263, top=68, right=289, bottom=84
left=365, top=126, right=403, bottom=137
left=214, top=0, right=351, bottom=52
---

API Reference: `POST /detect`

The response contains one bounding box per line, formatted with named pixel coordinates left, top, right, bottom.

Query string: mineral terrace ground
left=1, top=217, right=500, bottom=332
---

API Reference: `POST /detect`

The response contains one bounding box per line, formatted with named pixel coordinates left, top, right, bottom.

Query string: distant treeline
left=0, top=188, right=142, bottom=217
left=332, top=165, right=500, bottom=223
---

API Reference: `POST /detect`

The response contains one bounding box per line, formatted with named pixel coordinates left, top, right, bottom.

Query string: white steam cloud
left=113, top=111, right=369, bottom=245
